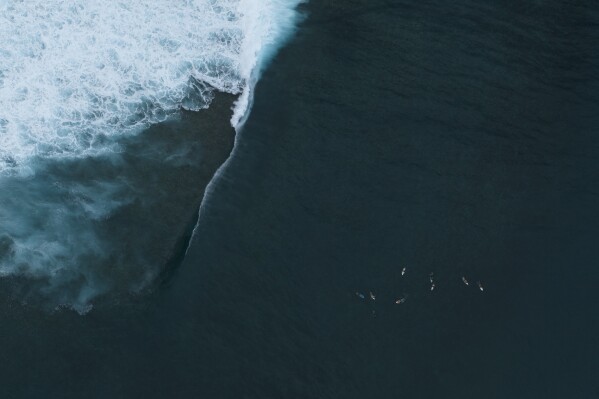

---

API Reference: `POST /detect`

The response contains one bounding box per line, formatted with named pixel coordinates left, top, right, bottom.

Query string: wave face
left=0, top=0, right=303, bottom=312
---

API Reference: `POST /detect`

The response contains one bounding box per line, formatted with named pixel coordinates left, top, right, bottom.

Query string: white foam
left=0, top=0, right=304, bottom=310
left=230, top=0, right=304, bottom=128
left=0, top=0, right=304, bottom=173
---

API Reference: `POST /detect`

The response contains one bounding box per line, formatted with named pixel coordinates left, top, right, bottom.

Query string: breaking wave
left=0, top=0, right=304, bottom=311
left=0, top=0, right=303, bottom=174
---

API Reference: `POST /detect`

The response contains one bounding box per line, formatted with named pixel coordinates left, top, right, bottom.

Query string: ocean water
left=178, top=0, right=599, bottom=397
left=1, top=0, right=598, bottom=398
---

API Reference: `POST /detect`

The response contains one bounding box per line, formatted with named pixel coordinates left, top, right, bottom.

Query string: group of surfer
left=461, top=276, right=484, bottom=291
left=355, top=267, right=484, bottom=305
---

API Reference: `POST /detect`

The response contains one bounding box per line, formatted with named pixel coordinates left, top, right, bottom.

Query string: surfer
left=430, top=283, right=435, bottom=291
left=355, top=292, right=365, bottom=299
left=369, top=291, right=376, bottom=301
left=401, top=267, right=406, bottom=276
left=395, top=296, right=406, bottom=304
left=462, top=276, right=469, bottom=286
left=477, top=281, right=484, bottom=291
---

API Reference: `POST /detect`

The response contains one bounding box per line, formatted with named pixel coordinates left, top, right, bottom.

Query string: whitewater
left=0, top=0, right=303, bottom=311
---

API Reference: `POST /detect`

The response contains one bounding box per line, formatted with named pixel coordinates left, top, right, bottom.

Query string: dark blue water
left=178, top=0, right=599, bottom=396
left=1, top=0, right=599, bottom=397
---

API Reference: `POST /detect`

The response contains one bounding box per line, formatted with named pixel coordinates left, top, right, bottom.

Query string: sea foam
left=0, top=0, right=303, bottom=174
left=0, top=0, right=304, bottom=311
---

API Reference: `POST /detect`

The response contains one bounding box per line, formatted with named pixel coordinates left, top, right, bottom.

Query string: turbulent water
left=0, top=0, right=303, bottom=312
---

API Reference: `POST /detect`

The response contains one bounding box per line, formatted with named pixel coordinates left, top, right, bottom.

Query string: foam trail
left=0, top=0, right=305, bottom=310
